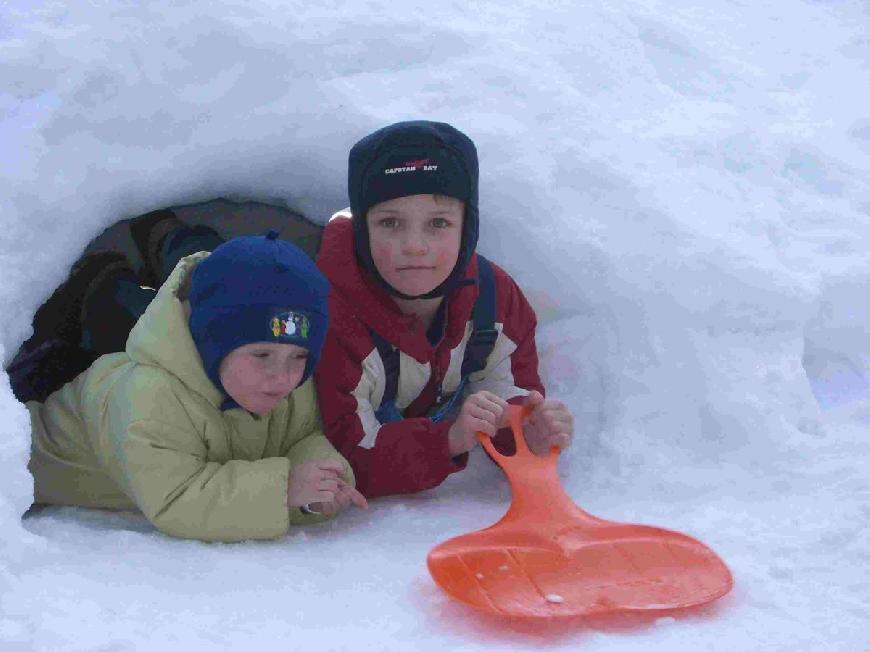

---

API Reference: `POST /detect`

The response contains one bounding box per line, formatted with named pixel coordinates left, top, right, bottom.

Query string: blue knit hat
left=188, top=231, right=329, bottom=395
left=348, top=120, right=479, bottom=300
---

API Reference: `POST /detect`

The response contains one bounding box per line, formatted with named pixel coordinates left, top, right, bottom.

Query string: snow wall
left=2, top=0, right=869, bottom=608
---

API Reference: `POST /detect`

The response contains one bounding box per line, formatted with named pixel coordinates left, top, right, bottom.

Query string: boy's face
left=366, top=194, right=464, bottom=297
left=219, top=342, right=309, bottom=415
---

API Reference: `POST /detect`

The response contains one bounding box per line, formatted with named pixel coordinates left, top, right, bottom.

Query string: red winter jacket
left=315, top=214, right=543, bottom=498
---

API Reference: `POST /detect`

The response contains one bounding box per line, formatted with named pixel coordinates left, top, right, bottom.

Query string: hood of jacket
left=125, top=250, right=224, bottom=409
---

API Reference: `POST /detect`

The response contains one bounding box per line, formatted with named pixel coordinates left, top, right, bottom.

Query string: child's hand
left=310, top=478, right=369, bottom=516
left=522, top=391, right=574, bottom=456
left=286, top=459, right=344, bottom=508
left=447, top=390, right=509, bottom=457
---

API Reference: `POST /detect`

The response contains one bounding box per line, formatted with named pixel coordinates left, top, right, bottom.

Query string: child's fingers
left=462, top=393, right=508, bottom=433
left=483, top=397, right=509, bottom=423
left=330, top=493, right=351, bottom=512
left=547, top=431, right=569, bottom=447
left=471, top=417, right=496, bottom=437
left=485, top=392, right=510, bottom=410
left=540, top=408, right=572, bottom=429
left=491, top=397, right=511, bottom=427
left=530, top=431, right=570, bottom=455
left=538, top=402, right=574, bottom=430
left=529, top=404, right=569, bottom=429
left=539, top=416, right=574, bottom=445
left=315, top=459, right=345, bottom=474
left=523, top=390, right=545, bottom=411
left=313, top=489, right=336, bottom=504
left=317, top=501, right=339, bottom=516
left=472, top=392, right=506, bottom=413
left=555, top=421, right=574, bottom=445
left=469, top=406, right=499, bottom=428
left=335, top=480, right=368, bottom=510
left=468, top=399, right=502, bottom=425
left=319, top=477, right=339, bottom=493
left=344, top=486, right=369, bottom=510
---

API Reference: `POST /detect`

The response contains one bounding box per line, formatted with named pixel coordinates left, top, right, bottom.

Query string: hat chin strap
left=389, top=276, right=476, bottom=301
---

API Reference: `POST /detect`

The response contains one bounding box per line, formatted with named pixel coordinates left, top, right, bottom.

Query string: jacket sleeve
left=315, top=310, right=467, bottom=499
left=89, top=371, right=293, bottom=542
left=278, top=384, right=357, bottom=525
left=113, top=418, right=292, bottom=542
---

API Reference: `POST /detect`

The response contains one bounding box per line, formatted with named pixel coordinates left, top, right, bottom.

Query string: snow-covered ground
left=2, top=1, right=869, bottom=650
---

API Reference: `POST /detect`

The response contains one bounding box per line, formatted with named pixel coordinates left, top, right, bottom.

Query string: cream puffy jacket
left=28, top=251, right=352, bottom=542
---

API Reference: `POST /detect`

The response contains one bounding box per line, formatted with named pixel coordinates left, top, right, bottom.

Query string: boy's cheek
left=371, top=243, right=394, bottom=265
left=434, top=252, right=451, bottom=267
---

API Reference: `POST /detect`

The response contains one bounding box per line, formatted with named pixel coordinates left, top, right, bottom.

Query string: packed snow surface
left=1, top=1, right=869, bottom=650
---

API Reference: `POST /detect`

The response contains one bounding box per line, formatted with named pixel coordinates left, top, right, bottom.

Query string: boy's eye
left=252, top=352, right=270, bottom=359
left=431, top=217, right=452, bottom=228
left=376, top=217, right=398, bottom=228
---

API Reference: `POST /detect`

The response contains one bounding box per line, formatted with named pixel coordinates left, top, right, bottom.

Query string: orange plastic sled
left=427, top=405, right=733, bottom=618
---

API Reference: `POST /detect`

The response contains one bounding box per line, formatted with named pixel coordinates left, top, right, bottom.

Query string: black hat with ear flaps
left=347, top=120, right=479, bottom=300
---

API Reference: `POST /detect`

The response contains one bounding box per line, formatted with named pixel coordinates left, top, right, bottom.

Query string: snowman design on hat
left=271, top=311, right=310, bottom=339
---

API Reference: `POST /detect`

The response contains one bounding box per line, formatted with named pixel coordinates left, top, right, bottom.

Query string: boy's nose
left=268, top=364, right=301, bottom=392
left=401, top=229, right=428, bottom=254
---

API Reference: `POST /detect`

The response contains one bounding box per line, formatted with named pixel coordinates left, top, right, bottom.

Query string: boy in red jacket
left=315, top=120, right=574, bottom=499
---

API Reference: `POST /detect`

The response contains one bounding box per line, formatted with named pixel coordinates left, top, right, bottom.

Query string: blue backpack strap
left=370, top=331, right=405, bottom=423
left=460, top=255, right=498, bottom=378
left=431, top=256, right=498, bottom=423
left=370, top=331, right=400, bottom=407
left=372, top=255, right=498, bottom=424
